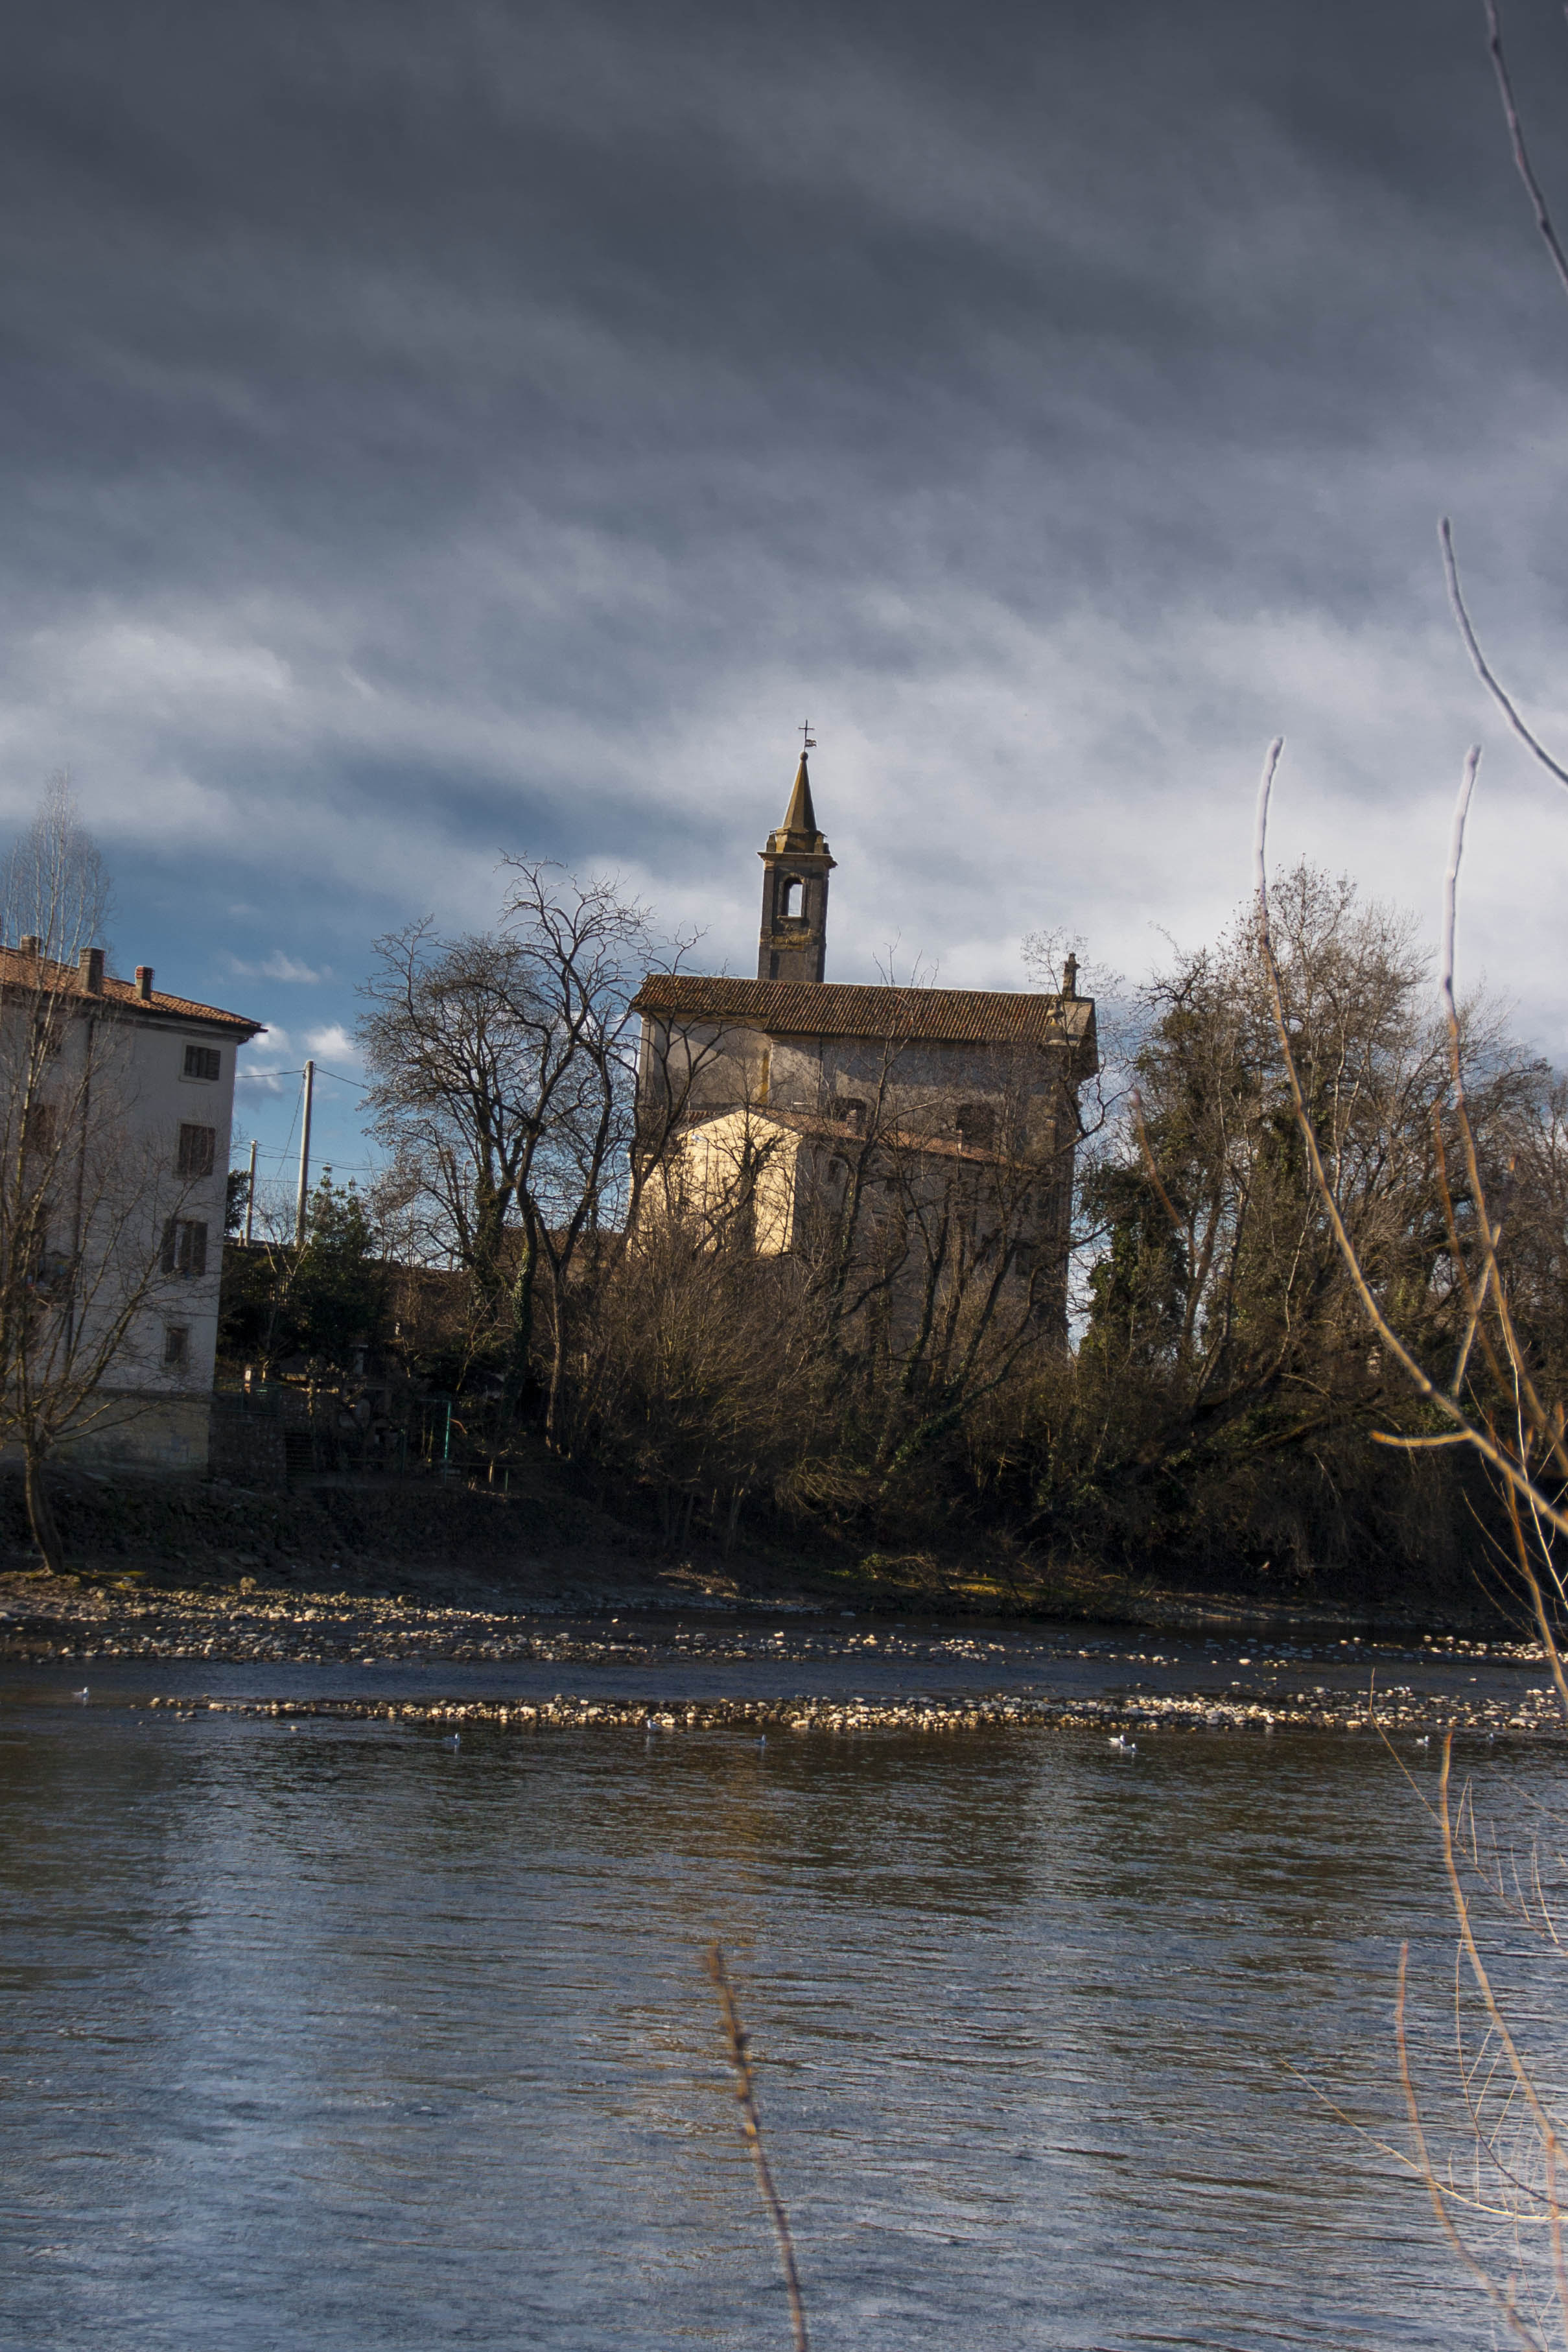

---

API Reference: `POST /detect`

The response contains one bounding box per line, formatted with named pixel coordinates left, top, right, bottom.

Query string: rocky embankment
left=147, top=1676, right=1565, bottom=1739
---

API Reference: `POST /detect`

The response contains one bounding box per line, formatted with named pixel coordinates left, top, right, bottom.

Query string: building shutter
left=178, top=1124, right=216, bottom=1177
left=163, top=1219, right=208, bottom=1276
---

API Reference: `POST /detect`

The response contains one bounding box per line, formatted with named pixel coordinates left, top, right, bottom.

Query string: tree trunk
left=500, top=1224, right=537, bottom=1422
left=543, top=1276, right=568, bottom=1452
left=24, top=1445, right=64, bottom=1575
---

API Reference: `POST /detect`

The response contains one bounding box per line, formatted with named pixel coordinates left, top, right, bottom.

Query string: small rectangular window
left=22, top=1101, right=55, bottom=1158
left=161, top=1218, right=208, bottom=1278
left=177, top=1123, right=216, bottom=1178
left=163, top=1324, right=190, bottom=1370
left=183, top=1045, right=221, bottom=1081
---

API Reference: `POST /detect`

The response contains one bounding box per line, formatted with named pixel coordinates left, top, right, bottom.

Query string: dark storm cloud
left=3, top=0, right=1568, bottom=1184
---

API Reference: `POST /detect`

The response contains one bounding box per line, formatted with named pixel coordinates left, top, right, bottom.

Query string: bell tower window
left=782, top=876, right=804, bottom=921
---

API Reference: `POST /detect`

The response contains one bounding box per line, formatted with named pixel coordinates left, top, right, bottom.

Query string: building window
left=782, top=876, right=804, bottom=920
left=183, top=1045, right=221, bottom=1081
left=161, top=1219, right=208, bottom=1278
left=163, top=1324, right=191, bottom=1370
left=177, top=1123, right=216, bottom=1177
left=27, top=1227, right=65, bottom=1295
left=956, top=1103, right=997, bottom=1149
left=22, top=1100, right=55, bottom=1158
left=839, top=1098, right=867, bottom=1134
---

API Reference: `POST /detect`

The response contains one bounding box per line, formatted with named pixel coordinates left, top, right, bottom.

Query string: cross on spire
left=799, top=719, right=816, bottom=753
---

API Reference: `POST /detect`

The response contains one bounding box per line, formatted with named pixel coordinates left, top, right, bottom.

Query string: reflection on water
left=0, top=1692, right=1558, bottom=2349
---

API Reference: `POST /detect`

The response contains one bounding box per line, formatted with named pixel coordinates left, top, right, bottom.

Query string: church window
left=782, top=876, right=804, bottom=920
left=956, top=1103, right=996, bottom=1149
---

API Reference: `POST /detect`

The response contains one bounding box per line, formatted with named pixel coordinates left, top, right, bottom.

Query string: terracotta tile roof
left=632, top=974, right=1095, bottom=1059
left=0, top=947, right=263, bottom=1035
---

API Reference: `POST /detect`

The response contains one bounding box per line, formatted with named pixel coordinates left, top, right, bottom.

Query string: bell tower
left=757, top=746, right=834, bottom=983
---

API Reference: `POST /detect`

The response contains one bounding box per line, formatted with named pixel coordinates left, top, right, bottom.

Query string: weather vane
left=799, top=720, right=816, bottom=753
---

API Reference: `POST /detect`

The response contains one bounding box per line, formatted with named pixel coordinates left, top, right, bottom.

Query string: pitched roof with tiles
left=631, top=974, right=1095, bottom=1064
left=0, top=947, right=263, bottom=1035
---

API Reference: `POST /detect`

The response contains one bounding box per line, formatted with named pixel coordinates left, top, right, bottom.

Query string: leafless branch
left=1484, top=0, right=1568, bottom=307
left=1441, top=520, right=1568, bottom=793
left=705, top=1944, right=809, bottom=2352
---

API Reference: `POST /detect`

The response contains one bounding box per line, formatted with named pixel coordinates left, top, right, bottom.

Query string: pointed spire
left=769, top=751, right=827, bottom=853
left=782, top=751, right=817, bottom=841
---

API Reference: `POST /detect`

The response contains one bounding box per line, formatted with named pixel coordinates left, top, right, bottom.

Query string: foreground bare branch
left=705, top=1944, right=809, bottom=2352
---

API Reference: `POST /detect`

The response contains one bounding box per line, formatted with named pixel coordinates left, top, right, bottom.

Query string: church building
left=630, top=751, right=1096, bottom=1339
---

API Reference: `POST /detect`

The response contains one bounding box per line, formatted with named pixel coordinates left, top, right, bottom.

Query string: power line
left=236, top=1064, right=369, bottom=1089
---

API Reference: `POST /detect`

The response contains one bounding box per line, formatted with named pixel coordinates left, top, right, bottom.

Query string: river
left=3, top=1639, right=1564, bottom=2349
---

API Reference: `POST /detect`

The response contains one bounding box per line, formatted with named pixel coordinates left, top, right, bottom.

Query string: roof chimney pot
left=135, top=965, right=154, bottom=1002
left=18, top=935, right=40, bottom=959
left=79, top=946, right=104, bottom=995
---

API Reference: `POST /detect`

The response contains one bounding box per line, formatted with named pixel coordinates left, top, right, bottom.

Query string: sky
left=6, top=0, right=1568, bottom=1195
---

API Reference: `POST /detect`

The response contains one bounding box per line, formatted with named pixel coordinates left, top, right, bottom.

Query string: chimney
left=18, top=934, right=39, bottom=958
left=79, top=947, right=104, bottom=995
left=135, top=965, right=154, bottom=1002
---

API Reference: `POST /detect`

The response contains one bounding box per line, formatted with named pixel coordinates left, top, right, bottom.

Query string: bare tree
left=801, top=1052, right=1085, bottom=1488
left=1251, top=740, right=1568, bottom=2344
left=563, top=1206, right=827, bottom=1546
left=359, top=862, right=703, bottom=1444
left=0, top=779, right=204, bottom=1568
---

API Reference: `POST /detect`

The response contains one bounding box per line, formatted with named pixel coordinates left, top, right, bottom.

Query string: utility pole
left=243, top=1138, right=257, bottom=1245
left=294, top=1060, right=315, bottom=1245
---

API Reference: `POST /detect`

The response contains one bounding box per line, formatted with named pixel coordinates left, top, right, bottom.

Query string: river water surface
left=3, top=1644, right=1566, bottom=2350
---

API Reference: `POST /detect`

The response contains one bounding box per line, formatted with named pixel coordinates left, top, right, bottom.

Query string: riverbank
left=0, top=1461, right=1519, bottom=1649
left=0, top=1552, right=1521, bottom=1669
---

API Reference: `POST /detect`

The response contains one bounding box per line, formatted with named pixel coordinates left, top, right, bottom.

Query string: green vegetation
left=220, top=1175, right=385, bottom=1380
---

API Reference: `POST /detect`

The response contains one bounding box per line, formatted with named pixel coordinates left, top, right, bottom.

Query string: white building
left=0, top=943, right=261, bottom=1472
